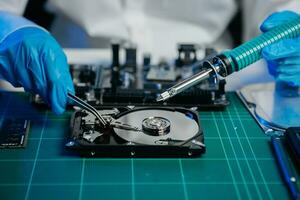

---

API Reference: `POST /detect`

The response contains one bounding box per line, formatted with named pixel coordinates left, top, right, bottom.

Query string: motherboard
left=67, top=43, right=228, bottom=109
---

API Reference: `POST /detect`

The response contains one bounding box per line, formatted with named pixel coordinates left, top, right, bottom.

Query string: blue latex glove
left=261, top=11, right=300, bottom=87
left=0, top=19, right=74, bottom=114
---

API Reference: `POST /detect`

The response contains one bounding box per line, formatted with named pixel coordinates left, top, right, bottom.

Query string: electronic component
left=0, top=118, right=30, bottom=148
left=146, top=64, right=177, bottom=82
left=111, top=42, right=122, bottom=90
left=69, top=64, right=103, bottom=99
left=143, top=53, right=151, bottom=68
left=66, top=107, right=205, bottom=157
left=94, top=81, right=227, bottom=108
left=175, top=44, right=198, bottom=67
left=124, top=44, right=137, bottom=72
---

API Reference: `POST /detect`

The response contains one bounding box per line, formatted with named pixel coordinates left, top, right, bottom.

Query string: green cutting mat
left=0, top=92, right=298, bottom=200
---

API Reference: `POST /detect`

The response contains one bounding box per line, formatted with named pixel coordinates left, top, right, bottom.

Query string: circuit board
left=0, top=118, right=30, bottom=148
left=32, top=44, right=228, bottom=109
left=67, top=43, right=229, bottom=109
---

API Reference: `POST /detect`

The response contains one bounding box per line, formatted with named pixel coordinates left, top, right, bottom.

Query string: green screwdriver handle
left=221, top=17, right=300, bottom=74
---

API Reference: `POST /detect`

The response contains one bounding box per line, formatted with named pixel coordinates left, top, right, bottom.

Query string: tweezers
left=67, top=92, right=107, bottom=126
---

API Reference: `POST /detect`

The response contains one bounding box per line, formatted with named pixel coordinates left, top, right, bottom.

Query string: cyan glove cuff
left=0, top=11, right=43, bottom=44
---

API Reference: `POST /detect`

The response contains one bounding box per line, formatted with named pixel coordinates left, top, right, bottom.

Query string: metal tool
left=103, top=115, right=142, bottom=131
left=68, top=92, right=141, bottom=131
left=271, top=136, right=300, bottom=200
left=67, top=92, right=107, bottom=126
left=157, top=16, right=300, bottom=102
left=156, top=67, right=213, bottom=101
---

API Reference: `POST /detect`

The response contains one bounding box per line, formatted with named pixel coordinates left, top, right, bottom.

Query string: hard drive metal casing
left=66, top=107, right=205, bottom=158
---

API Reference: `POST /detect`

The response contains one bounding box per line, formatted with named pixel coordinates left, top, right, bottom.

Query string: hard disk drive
left=66, top=106, right=205, bottom=157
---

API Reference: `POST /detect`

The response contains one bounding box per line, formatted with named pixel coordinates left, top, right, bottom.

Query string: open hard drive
left=66, top=106, right=205, bottom=157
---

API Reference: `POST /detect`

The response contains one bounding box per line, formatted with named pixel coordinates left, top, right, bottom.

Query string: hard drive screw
left=66, top=141, right=74, bottom=147
left=188, top=152, right=193, bottom=156
left=131, top=151, right=135, bottom=156
left=190, top=107, right=197, bottom=111
left=221, top=94, right=226, bottom=101
left=127, top=106, right=135, bottom=110
left=211, top=91, right=215, bottom=101
left=90, top=151, right=96, bottom=156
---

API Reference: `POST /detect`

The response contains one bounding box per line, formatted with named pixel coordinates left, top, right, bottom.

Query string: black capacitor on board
left=111, top=42, right=122, bottom=92
left=125, top=46, right=137, bottom=72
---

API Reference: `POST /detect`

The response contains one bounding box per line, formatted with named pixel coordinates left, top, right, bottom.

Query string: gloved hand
left=0, top=27, right=74, bottom=114
left=261, top=11, right=300, bottom=87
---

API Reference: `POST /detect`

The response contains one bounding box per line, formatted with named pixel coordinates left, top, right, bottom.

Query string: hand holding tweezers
left=67, top=92, right=107, bottom=126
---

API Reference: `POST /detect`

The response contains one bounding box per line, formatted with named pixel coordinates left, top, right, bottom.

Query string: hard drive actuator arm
left=68, top=92, right=140, bottom=131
